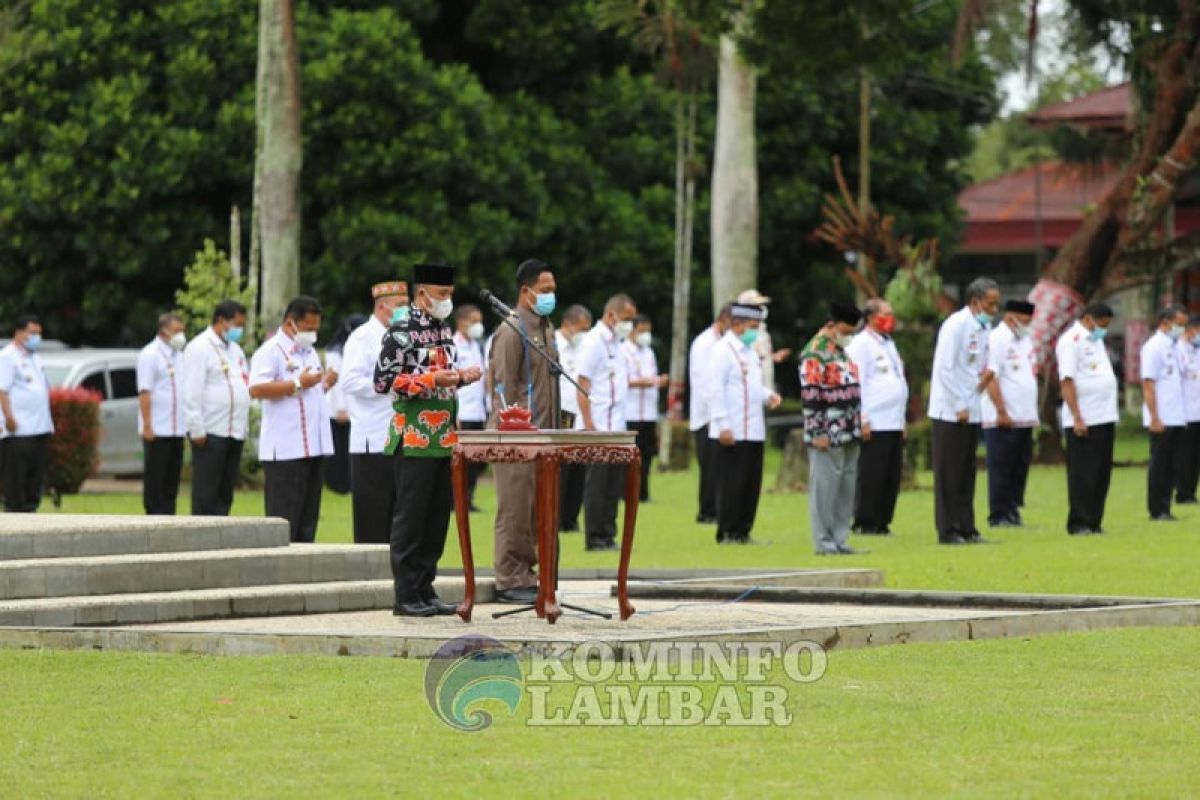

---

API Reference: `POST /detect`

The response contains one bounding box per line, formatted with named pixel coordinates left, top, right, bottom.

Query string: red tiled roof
left=1026, top=83, right=1131, bottom=130
left=959, top=158, right=1200, bottom=253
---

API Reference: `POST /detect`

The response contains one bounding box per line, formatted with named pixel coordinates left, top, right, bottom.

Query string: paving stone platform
left=2, top=515, right=1198, bottom=660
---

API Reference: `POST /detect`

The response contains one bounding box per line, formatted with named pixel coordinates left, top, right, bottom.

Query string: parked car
left=38, top=349, right=143, bottom=476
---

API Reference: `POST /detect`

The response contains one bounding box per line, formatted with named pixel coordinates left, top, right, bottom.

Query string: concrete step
left=0, top=577, right=494, bottom=627
left=0, top=544, right=392, bottom=600
left=0, top=515, right=289, bottom=560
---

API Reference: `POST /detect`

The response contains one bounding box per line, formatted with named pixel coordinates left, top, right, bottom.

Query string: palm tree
left=598, top=0, right=714, bottom=464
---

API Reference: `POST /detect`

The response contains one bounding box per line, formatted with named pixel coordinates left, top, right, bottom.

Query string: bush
left=46, top=387, right=102, bottom=505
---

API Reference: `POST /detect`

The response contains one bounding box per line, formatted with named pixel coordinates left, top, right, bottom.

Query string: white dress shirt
left=183, top=327, right=251, bottom=440
left=1141, top=330, right=1186, bottom=427
left=1056, top=321, right=1118, bottom=428
left=249, top=330, right=335, bottom=461
left=928, top=306, right=991, bottom=424
left=0, top=343, right=54, bottom=437
left=981, top=323, right=1039, bottom=428
left=1180, top=340, right=1200, bottom=423
left=136, top=337, right=186, bottom=437
left=577, top=322, right=628, bottom=432
left=688, top=326, right=722, bottom=431
left=552, top=330, right=578, bottom=423
left=845, top=328, right=907, bottom=432
left=707, top=332, right=767, bottom=442
left=340, top=315, right=394, bottom=454
left=454, top=331, right=487, bottom=424
left=622, top=340, right=660, bottom=423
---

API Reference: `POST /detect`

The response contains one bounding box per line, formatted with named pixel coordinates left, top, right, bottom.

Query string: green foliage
left=885, top=255, right=943, bottom=323
left=1, top=0, right=997, bottom=386
left=174, top=239, right=254, bottom=343
left=45, top=386, right=101, bottom=504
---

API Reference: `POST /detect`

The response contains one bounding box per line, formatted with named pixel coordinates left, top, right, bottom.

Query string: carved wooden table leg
left=617, top=448, right=640, bottom=620
left=450, top=450, right=475, bottom=622
left=536, top=454, right=563, bottom=623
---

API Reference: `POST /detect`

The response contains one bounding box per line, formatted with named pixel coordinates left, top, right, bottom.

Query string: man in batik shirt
left=800, top=303, right=865, bottom=556
left=374, top=262, right=482, bottom=617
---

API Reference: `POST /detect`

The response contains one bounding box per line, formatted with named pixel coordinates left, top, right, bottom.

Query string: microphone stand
left=481, top=297, right=611, bottom=621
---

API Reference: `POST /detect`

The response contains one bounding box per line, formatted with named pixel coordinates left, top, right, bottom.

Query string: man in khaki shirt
left=486, top=259, right=561, bottom=604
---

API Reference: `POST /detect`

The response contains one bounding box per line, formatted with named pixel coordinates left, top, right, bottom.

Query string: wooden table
left=450, top=430, right=640, bottom=624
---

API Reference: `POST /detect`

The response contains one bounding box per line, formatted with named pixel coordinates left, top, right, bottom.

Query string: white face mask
left=294, top=330, right=318, bottom=349
left=836, top=334, right=853, bottom=349
left=1012, top=323, right=1030, bottom=339
left=571, top=331, right=585, bottom=348
left=467, top=321, right=485, bottom=341
left=1168, top=324, right=1185, bottom=342
left=168, top=332, right=186, bottom=352
left=614, top=320, right=634, bottom=340
left=634, top=331, right=652, bottom=348
left=424, top=292, right=453, bottom=320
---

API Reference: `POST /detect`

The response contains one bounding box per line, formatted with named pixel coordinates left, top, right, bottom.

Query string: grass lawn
left=5, top=437, right=1200, bottom=797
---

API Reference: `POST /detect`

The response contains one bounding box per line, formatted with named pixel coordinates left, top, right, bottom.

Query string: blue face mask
left=740, top=328, right=759, bottom=346
left=390, top=306, right=410, bottom=325
left=1089, top=326, right=1108, bottom=342
left=24, top=334, right=42, bottom=352
left=534, top=292, right=556, bottom=317
left=975, top=312, right=993, bottom=327
left=1168, top=324, right=1185, bottom=342
left=226, top=326, right=244, bottom=344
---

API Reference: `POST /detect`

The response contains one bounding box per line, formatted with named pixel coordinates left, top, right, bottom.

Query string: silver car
left=38, top=349, right=143, bottom=476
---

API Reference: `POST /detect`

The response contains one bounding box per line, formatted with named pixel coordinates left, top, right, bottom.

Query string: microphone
left=479, top=289, right=517, bottom=318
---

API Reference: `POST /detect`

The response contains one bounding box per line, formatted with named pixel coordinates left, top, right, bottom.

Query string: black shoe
left=468, top=504, right=483, bottom=513
left=586, top=540, right=618, bottom=552
left=393, top=601, right=437, bottom=617
left=1151, top=513, right=1179, bottom=522
left=857, top=526, right=892, bottom=536
left=560, top=522, right=580, bottom=533
left=495, top=586, right=538, bottom=604
left=1176, top=497, right=1197, bottom=505
left=734, top=537, right=771, bottom=546
left=939, top=534, right=967, bottom=545
left=423, top=596, right=459, bottom=615
left=1068, top=526, right=1091, bottom=535
left=962, top=531, right=992, bottom=544
left=696, top=514, right=718, bottom=524
left=716, top=530, right=732, bottom=544
left=837, top=545, right=870, bottom=555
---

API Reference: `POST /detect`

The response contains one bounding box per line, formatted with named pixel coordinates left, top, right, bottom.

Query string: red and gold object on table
left=497, top=404, right=536, bottom=431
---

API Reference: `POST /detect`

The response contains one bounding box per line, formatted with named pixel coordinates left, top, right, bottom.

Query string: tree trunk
left=259, top=0, right=302, bottom=332
left=248, top=0, right=269, bottom=340
left=775, top=429, right=809, bottom=492
left=661, top=93, right=699, bottom=470
left=710, top=33, right=758, bottom=311
left=1026, top=8, right=1200, bottom=363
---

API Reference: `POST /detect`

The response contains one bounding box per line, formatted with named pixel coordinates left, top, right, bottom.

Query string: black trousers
left=559, top=462, right=587, bottom=531
left=930, top=420, right=980, bottom=540
left=263, top=457, right=325, bottom=543
left=1148, top=426, right=1185, bottom=518
left=584, top=462, right=626, bottom=547
left=391, top=455, right=454, bottom=605
left=1175, top=421, right=1200, bottom=503
left=628, top=420, right=657, bottom=501
left=694, top=425, right=718, bottom=520
left=323, top=420, right=351, bottom=495
left=983, top=427, right=1033, bottom=524
left=853, top=431, right=904, bottom=532
left=190, top=435, right=244, bottom=516
left=3, top=434, right=49, bottom=513
left=142, top=437, right=184, bottom=515
left=1064, top=422, right=1114, bottom=532
left=716, top=441, right=764, bottom=541
left=351, top=451, right=397, bottom=545
left=459, top=420, right=487, bottom=504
